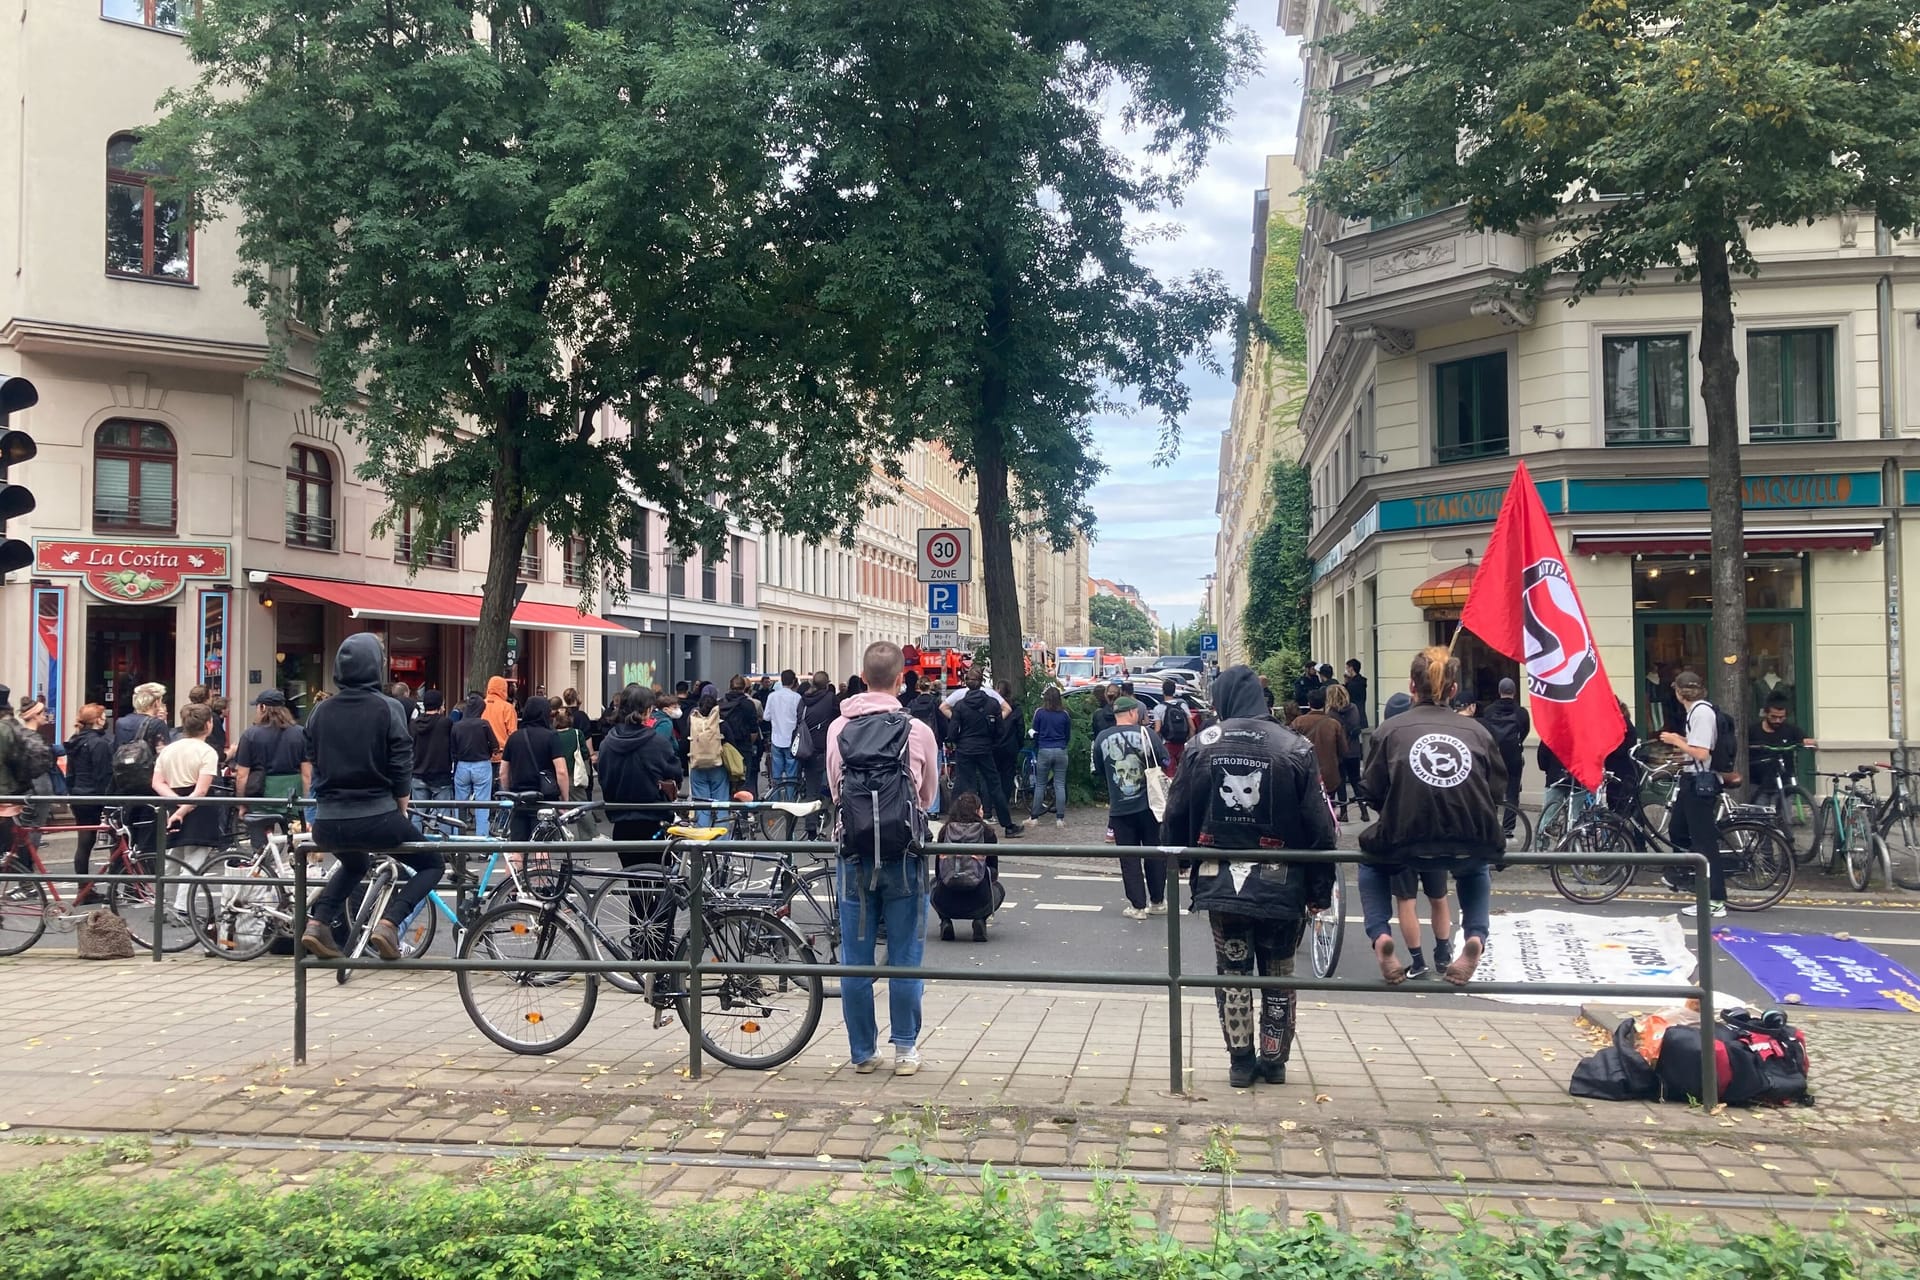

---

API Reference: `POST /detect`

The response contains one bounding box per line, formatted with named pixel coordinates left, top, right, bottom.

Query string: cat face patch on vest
left=1208, top=754, right=1274, bottom=828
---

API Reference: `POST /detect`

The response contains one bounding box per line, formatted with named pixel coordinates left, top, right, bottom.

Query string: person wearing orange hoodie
left=481, top=676, right=517, bottom=767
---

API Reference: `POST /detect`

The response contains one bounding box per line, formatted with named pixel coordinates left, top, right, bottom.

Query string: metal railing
left=0, top=794, right=1723, bottom=1107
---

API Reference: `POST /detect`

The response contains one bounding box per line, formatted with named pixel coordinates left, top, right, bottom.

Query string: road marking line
left=1050, top=874, right=1120, bottom=882
left=1836, top=935, right=1920, bottom=948
left=1033, top=903, right=1102, bottom=912
left=998, top=873, right=1043, bottom=879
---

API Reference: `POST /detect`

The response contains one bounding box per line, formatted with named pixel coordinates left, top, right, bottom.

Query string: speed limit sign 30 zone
left=917, top=528, right=972, bottom=583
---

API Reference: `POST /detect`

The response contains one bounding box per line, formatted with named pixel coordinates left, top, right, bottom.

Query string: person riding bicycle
left=1747, top=694, right=1814, bottom=802
left=299, top=634, right=444, bottom=962
left=1356, top=647, right=1504, bottom=986
left=1163, top=664, right=1337, bottom=1090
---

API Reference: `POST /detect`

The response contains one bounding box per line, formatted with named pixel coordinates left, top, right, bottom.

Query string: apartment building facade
left=0, top=4, right=626, bottom=726
left=1285, top=0, right=1920, bottom=760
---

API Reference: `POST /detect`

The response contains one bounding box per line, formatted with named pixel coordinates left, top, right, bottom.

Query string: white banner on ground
left=1468, top=909, right=1695, bottom=1005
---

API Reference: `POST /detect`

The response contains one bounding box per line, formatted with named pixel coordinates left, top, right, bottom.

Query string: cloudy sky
left=1084, top=4, right=1306, bottom=630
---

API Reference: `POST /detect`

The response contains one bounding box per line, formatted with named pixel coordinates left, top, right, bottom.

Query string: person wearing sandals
left=931, top=792, right=1003, bottom=941
left=1355, top=647, right=1504, bottom=987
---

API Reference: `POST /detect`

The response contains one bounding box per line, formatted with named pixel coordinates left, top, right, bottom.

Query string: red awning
left=1570, top=527, right=1882, bottom=556
left=265, top=574, right=633, bottom=635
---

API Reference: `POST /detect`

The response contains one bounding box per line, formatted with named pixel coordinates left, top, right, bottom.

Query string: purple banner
left=1716, top=929, right=1920, bottom=1014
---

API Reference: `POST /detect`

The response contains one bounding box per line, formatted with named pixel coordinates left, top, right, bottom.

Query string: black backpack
left=1699, top=701, right=1738, bottom=775
left=1159, top=700, right=1190, bottom=744
left=836, top=712, right=927, bottom=862
left=111, top=715, right=160, bottom=796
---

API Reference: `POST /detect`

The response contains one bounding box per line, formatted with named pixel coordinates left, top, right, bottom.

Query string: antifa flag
left=1460, top=462, right=1626, bottom=790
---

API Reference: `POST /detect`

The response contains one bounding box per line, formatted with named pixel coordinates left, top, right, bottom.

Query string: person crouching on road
left=826, top=641, right=939, bottom=1077
left=300, top=634, right=443, bottom=962
left=932, top=791, right=1003, bottom=942
left=1163, top=665, right=1338, bottom=1089
left=1355, top=647, right=1504, bottom=986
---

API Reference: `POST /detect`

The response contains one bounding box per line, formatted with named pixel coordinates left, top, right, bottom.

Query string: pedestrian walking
left=1477, top=677, right=1530, bottom=837
left=1289, top=687, right=1348, bottom=801
left=932, top=791, right=1002, bottom=942
left=1325, top=684, right=1366, bottom=822
left=449, top=692, right=499, bottom=836
left=299, top=634, right=442, bottom=962
left=1163, top=664, right=1337, bottom=1088
left=409, top=690, right=455, bottom=804
left=1356, top=647, right=1504, bottom=986
left=1091, top=696, right=1169, bottom=919
left=1029, top=686, right=1070, bottom=825
left=826, top=641, right=939, bottom=1075
left=63, top=704, right=113, bottom=905
left=941, top=668, right=1020, bottom=836
left=686, top=690, right=731, bottom=826
left=1660, top=670, right=1726, bottom=918
left=764, top=670, right=804, bottom=788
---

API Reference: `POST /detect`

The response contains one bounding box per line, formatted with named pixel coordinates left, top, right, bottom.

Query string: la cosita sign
left=33, top=538, right=231, bottom=605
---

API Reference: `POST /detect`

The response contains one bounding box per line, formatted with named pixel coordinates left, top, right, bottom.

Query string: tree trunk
left=1696, top=236, right=1749, bottom=785
left=974, top=422, right=1027, bottom=702
left=472, top=429, right=534, bottom=689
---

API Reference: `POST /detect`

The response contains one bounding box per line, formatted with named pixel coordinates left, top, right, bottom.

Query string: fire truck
left=902, top=643, right=970, bottom=691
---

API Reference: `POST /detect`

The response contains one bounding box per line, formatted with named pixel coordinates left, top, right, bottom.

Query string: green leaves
left=1242, top=460, right=1311, bottom=665
left=1091, top=595, right=1157, bottom=656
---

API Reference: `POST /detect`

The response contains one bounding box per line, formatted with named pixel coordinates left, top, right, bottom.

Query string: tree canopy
left=1090, top=594, right=1157, bottom=656
left=148, top=0, right=906, bottom=675
left=1308, top=0, right=1920, bottom=762
left=1242, top=460, right=1311, bottom=664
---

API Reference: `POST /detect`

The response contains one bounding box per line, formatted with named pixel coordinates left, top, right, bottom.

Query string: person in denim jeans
left=448, top=691, right=498, bottom=837
left=826, top=641, right=940, bottom=1076
left=764, top=670, right=804, bottom=786
left=1028, top=685, right=1071, bottom=825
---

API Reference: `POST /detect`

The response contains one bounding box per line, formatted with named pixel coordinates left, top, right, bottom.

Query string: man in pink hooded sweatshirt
left=826, top=640, right=940, bottom=1076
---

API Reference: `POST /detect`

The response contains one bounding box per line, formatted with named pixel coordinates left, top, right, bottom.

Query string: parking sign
left=928, top=583, right=959, bottom=614
left=1200, top=633, right=1218, bottom=653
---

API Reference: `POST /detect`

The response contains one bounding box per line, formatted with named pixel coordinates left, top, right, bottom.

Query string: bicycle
left=1809, top=767, right=1891, bottom=892
left=1309, top=865, right=1346, bottom=978
left=1552, top=747, right=1794, bottom=910
left=1009, top=748, right=1036, bottom=815
left=1747, top=743, right=1817, bottom=864
left=0, top=806, right=200, bottom=955
left=1869, top=762, right=1920, bottom=891
left=457, top=844, right=822, bottom=1068
left=1498, top=802, right=1533, bottom=856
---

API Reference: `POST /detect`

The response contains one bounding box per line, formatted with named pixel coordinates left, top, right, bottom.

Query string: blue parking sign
left=928, top=583, right=959, bottom=614
left=1200, top=633, right=1218, bottom=652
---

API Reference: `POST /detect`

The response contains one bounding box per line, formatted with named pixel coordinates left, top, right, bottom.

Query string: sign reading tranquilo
left=33, top=539, right=232, bottom=605
left=1378, top=483, right=1565, bottom=533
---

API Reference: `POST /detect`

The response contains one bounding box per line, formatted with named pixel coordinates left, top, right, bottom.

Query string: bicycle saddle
left=769, top=800, right=822, bottom=817
left=665, top=825, right=729, bottom=841
left=492, top=790, right=546, bottom=806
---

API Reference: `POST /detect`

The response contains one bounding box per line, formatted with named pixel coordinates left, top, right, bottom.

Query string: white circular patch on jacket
left=1408, top=733, right=1472, bottom=788
left=1197, top=724, right=1223, bottom=746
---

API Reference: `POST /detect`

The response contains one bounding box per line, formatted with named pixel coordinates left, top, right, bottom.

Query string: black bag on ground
left=1568, top=1018, right=1661, bottom=1102
left=835, top=712, right=927, bottom=862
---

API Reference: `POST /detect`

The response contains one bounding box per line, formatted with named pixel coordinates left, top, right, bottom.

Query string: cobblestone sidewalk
left=2, top=955, right=1916, bottom=1239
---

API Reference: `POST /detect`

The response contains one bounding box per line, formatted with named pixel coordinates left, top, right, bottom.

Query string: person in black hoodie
left=719, top=676, right=762, bottom=796
left=595, top=686, right=684, bottom=959
left=942, top=668, right=1021, bottom=836
left=1476, top=677, right=1530, bottom=837
left=300, top=634, right=443, bottom=961
left=797, top=672, right=839, bottom=835
left=1165, top=664, right=1338, bottom=1089
left=410, top=690, right=455, bottom=803
left=1356, top=646, right=1504, bottom=987
left=992, top=680, right=1024, bottom=815
left=64, top=703, right=115, bottom=904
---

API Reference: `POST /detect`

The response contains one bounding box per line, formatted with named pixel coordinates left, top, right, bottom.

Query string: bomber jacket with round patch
left=1356, top=703, right=1507, bottom=863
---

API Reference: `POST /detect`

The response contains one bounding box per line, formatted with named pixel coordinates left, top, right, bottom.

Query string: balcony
left=285, top=511, right=335, bottom=550
left=1325, top=206, right=1531, bottom=334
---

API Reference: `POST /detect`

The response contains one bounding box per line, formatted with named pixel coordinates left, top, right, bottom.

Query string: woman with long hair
left=64, top=704, right=113, bottom=904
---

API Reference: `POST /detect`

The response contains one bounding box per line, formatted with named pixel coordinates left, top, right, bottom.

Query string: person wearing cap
left=1091, top=695, right=1171, bottom=919
left=1477, top=676, right=1531, bottom=839
left=1659, top=669, right=1725, bottom=918
left=410, top=690, right=455, bottom=804
left=233, top=689, right=310, bottom=814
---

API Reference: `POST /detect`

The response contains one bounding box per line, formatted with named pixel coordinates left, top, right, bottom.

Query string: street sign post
left=919, top=632, right=960, bottom=650
left=916, top=527, right=972, bottom=583
left=1200, top=633, right=1218, bottom=653
left=927, top=614, right=959, bottom=632
left=928, top=583, right=959, bottom=614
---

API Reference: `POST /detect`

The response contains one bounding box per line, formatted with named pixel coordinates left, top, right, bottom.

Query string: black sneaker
left=1257, top=1057, right=1287, bottom=1085
left=1003, top=823, right=1024, bottom=837
left=971, top=918, right=988, bottom=943
left=1432, top=938, right=1453, bottom=972
left=939, top=919, right=956, bottom=942
left=1227, top=1054, right=1258, bottom=1088
left=1406, top=953, right=1432, bottom=980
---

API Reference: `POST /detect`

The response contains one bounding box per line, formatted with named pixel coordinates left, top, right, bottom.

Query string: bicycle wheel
left=1500, top=804, right=1532, bottom=857
left=758, top=782, right=803, bottom=842
left=1781, top=786, right=1817, bottom=863
left=397, top=896, right=438, bottom=958
left=190, top=854, right=284, bottom=961
left=1846, top=813, right=1877, bottom=892
left=1720, top=821, right=1794, bottom=911
left=0, top=870, right=48, bottom=956
left=458, top=902, right=599, bottom=1055
left=679, top=909, right=823, bottom=1071
left=588, top=869, right=680, bottom=995
left=1889, top=806, right=1920, bottom=891
left=1310, top=864, right=1345, bottom=978
left=1549, top=815, right=1635, bottom=905
left=114, top=854, right=205, bottom=953
left=781, top=862, right=841, bottom=967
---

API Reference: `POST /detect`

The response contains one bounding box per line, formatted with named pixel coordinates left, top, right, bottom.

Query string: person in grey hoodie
left=300, top=634, right=443, bottom=962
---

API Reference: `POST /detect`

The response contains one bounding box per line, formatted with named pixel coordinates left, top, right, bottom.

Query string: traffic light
left=0, top=375, right=39, bottom=578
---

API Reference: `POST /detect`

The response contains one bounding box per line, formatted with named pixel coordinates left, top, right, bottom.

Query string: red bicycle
left=0, top=805, right=201, bottom=955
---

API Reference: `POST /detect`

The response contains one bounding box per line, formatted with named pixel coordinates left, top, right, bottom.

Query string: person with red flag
left=1459, top=462, right=1626, bottom=793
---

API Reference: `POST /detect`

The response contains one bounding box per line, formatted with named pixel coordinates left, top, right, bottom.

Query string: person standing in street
left=686, top=690, right=731, bottom=826
left=152, top=702, right=225, bottom=874
left=719, top=675, right=763, bottom=797
left=409, top=690, right=455, bottom=804
left=1029, top=685, right=1071, bottom=827
left=1156, top=678, right=1193, bottom=774
left=826, top=641, right=939, bottom=1075
left=764, top=670, right=805, bottom=790
left=63, top=704, right=113, bottom=904
left=481, top=676, right=517, bottom=771
left=1326, top=683, right=1366, bottom=823
left=1356, top=647, right=1504, bottom=986
left=1091, top=696, right=1169, bottom=919
left=1477, top=677, right=1530, bottom=837
left=992, top=679, right=1023, bottom=817
left=300, top=635, right=442, bottom=961
left=1164, top=665, right=1337, bottom=1088
left=1287, top=687, right=1347, bottom=803
left=1090, top=683, right=1117, bottom=737
left=1291, top=660, right=1322, bottom=712
left=1342, top=660, right=1368, bottom=731
left=500, top=695, right=570, bottom=844
left=449, top=692, right=498, bottom=837
left=798, top=671, right=840, bottom=835
left=233, top=690, right=311, bottom=815
left=941, top=668, right=1021, bottom=836
left=1661, top=670, right=1726, bottom=919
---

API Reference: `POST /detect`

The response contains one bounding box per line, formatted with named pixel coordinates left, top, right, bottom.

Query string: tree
left=149, top=0, right=902, bottom=677
left=1309, top=0, right=1920, bottom=778
left=763, top=1, right=1252, bottom=698
left=1242, top=460, right=1311, bottom=662
left=1091, top=595, right=1156, bottom=657
left=1184, top=612, right=1214, bottom=657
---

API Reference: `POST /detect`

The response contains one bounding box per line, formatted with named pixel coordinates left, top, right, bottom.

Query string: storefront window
left=1633, top=555, right=1809, bottom=731
left=274, top=601, right=326, bottom=718
left=1632, top=556, right=1804, bottom=612
left=198, top=590, right=227, bottom=698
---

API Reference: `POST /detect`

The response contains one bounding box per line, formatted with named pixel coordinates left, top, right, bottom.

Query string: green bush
left=1, top=1153, right=1912, bottom=1280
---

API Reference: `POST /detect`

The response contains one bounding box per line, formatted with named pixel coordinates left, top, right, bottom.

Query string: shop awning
left=265, top=574, right=633, bottom=635
left=1569, top=526, right=1882, bottom=557
left=1411, top=562, right=1477, bottom=610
